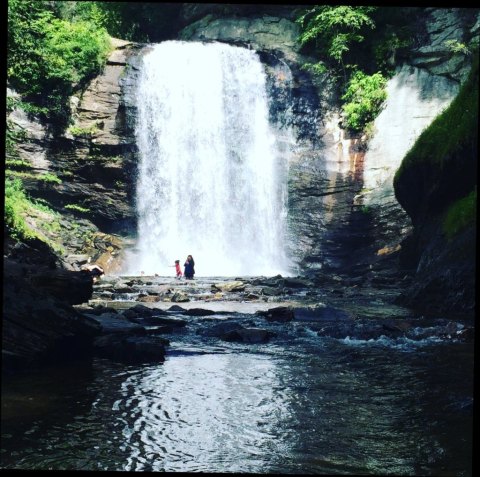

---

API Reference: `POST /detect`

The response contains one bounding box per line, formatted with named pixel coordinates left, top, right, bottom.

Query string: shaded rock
left=293, top=305, right=352, bottom=322
left=201, top=321, right=245, bottom=337
left=137, top=294, right=161, bottom=302
left=2, top=247, right=99, bottom=371
left=456, top=327, right=475, bottom=342
left=84, top=313, right=145, bottom=334
left=184, top=308, right=217, bottom=316
left=147, top=325, right=175, bottom=335
left=93, top=334, right=168, bottom=364
left=222, top=328, right=274, bottom=344
left=261, top=286, right=284, bottom=296
left=80, top=304, right=119, bottom=315
left=283, top=277, right=313, bottom=288
left=382, top=320, right=414, bottom=333
left=29, top=269, right=94, bottom=305
left=124, top=304, right=167, bottom=317
left=168, top=305, right=187, bottom=312
left=127, top=316, right=187, bottom=328
left=252, top=275, right=285, bottom=287
left=171, top=291, right=190, bottom=302
left=211, top=281, right=246, bottom=292
left=113, top=285, right=136, bottom=293
left=258, top=306, right=294, bottom=322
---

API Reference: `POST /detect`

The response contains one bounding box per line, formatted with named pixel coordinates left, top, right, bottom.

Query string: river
left=0, top=276, right=474, bottom=475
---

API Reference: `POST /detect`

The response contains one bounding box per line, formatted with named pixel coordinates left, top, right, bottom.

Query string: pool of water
left=1, top=314, right=474, bottom=474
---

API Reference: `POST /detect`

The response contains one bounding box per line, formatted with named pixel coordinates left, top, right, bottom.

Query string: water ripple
left=1, top=336, right=473, bottom=474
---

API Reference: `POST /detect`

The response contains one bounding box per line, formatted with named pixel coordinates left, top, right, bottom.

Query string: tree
left=7, top=0, right=111, bottom=128
left=297, top=5, right=377, bottom=83
left=341, top=71, right=387, bottom=132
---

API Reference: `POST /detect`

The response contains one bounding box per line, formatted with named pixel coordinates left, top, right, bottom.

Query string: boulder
left=211, top=281, right=246, bottom=292
left=258, top=306, right=294, bottom=322
left=222, top=328, right=274, bottom=344
left=93, top=334, right=169, bottom=364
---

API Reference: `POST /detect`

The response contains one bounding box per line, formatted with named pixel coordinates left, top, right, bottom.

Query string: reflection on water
left=118, top=354, right=291, bottom=472
left=1, top=337, right=474, bottom=474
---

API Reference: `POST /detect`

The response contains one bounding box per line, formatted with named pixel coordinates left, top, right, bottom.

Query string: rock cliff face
left=5, top=6, right=478, bottom=315
left=7, top=38, right=143, bottom=274
left=392, top=57, right=478, bottom=316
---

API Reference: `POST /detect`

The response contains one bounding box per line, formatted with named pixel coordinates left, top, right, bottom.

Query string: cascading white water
left=124, top=41, right=291, bottom=277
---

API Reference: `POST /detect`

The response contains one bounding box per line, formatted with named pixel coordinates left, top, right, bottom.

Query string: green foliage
left=5, top=170, right=62, bottom=185
left=4, top=178, right=37, bottom=241
left=5, top=159, right=32, bottom=171
left=31, top=198, right=56, bottom=214
left=444, top=39, right=470, bottom=55
left=297, top=5, right=377, bottom=68
left=75, top=2, right=183, bottom=42
left=341, top=71, right=387, bottom=132
left=41, top=17, right=111, bottom=84
left=300, top=62, right=328, bottom=76
left=39, top=173, right=62, bottom=184
left=296, top=5, right=388, bottom=133
left=443, top=188, right=477, bottom=240
left=51, top=1, right=109, bottom=29
left=5, top=120, right=27, bottom=157
left=67, top=123, right=100, bottom=137
left=7, top=0, right=111, bottom=128
left=4, top=178, right=66, bottom=252
left=373, top=30, right=411, bottom=76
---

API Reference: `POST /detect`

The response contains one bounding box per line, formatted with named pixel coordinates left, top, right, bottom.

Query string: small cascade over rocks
left=124, top=41, right=293, bottom=277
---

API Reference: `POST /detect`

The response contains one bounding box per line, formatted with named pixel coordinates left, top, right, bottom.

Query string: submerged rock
left=258, top=306, right=294, bottom=322
left=93, top=334, right=169, bottom=364
left=222, top=328, right=274, bottom=344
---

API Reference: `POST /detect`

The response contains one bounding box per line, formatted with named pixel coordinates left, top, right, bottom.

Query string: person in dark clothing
left=184, top=255, right=195, bottom=279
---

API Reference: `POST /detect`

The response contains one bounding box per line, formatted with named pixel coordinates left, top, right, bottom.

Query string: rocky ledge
left=73, top=272, right=474, bottom=366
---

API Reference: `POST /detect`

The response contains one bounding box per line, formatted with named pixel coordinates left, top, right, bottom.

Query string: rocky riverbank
left=69, top=271, right=473, bottom=366
left=3, top=229, right=474, bottom=376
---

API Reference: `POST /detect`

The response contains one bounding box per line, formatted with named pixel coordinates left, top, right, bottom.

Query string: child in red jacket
left=174, top=260, right=183, bottom=278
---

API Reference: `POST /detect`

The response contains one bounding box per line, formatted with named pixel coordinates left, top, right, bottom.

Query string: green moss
left=443, top=188, right=477, bottom=240
left=64, top=204, right=91, bottom=213
left=4, top=178, right=70, bottom=254
left=394, top=53, right=478, bottom=186
left=32, top=198, right=56, bottom=214
left=5, top=170, right=62, bottom=185
left=4, top=178, right=38, bottom=241
left=5, top=159, right=32, bottom=171
left=67, top=123, right=100, bottom=138
left=39, top=173, right=62, bottom=184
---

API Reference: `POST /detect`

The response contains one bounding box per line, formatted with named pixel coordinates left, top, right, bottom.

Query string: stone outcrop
left=2, top=238, right=101, bottom=372
left=44, top=38, right=142, bottom=235
left=409, top=8, right=479, bottom=83
left=6, top=38, right=145, bottom=274
left=393, top=57, right=477, bottom=316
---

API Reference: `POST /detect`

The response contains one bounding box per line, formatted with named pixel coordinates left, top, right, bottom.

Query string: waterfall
left=124, top=41, right=292, bottom=277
